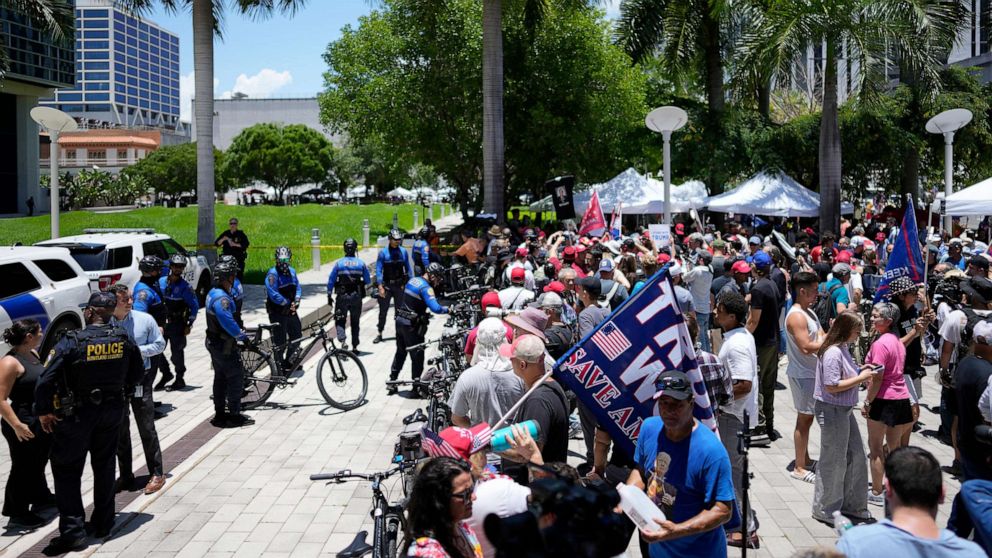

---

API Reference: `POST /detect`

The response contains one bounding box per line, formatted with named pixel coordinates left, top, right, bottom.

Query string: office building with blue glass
left=41, top=0, right=180, bottom=129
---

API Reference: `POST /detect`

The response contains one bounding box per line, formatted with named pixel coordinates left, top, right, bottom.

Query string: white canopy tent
left=945, top=176, right=992, bottom=216
left=386, top=187, right=416, bottom=200
left=528, top=168, right=666, bottom=215
left=705, top=171, right=854, bottom=217
left=346, top=186, right=368, bottom=199
left=624, top=179, right=710, bottom=214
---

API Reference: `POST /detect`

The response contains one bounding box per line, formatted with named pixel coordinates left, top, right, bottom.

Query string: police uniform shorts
left=867, top=397, right=914, bottom=427
left=789, top=376, right=816, bottom=416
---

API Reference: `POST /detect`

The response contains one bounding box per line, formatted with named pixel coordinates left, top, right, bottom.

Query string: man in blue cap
left=747, top=250, right=782, bottom=443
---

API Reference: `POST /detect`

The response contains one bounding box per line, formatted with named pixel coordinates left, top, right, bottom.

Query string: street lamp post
left=926, top=108, right=972, bottom=233
left=645, top=107, right=688, bottom=227
left=30, top=107, right=77, bottom=239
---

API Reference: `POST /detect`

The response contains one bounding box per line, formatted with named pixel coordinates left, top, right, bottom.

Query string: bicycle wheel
left=316, top=348, right=368, bottom=410
left=239, top=344, right=277, bottom=410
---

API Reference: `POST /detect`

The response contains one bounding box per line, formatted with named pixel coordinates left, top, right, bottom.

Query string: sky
left=145, top=0, right=621, bottom=122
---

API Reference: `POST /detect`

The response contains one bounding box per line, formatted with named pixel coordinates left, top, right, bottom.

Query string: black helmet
left=343, top=238, right=358, bottom=257
left=214, top=260, right=238, bottom=279
left=138, top=255, right=164, bottom=274
left=217, top=254, right=238, bottom=267
left=426, top=262, right=445, bottom=278
left=168, top=253, right=187, bottom=268
left=388, top=228, right=403, bottom=241
left=418, top=226, right=430, bottom=239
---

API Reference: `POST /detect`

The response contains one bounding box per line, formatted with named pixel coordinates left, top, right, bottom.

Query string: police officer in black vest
left=374, top=229, right=413, bottom=344
left=388, top=263, right=449, bottom=396
left=35, top=292, right=144, bottom=554
left=159, top=254, right=199, bottom=391
left=327, top=238, right=370, bottom=351
left=206, top=259, right=255, bottom=428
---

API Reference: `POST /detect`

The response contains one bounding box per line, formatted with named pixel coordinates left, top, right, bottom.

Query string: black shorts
left=868, top=397, right=914, bottom=427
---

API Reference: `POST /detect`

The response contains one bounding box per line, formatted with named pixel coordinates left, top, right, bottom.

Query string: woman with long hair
left=0, top=319, right=55, bottom=527
left=811, top=312, right=877, bottom=524
left=404, top=457, right=482, bottom=558
left=863, top=302, right=913, bottom=507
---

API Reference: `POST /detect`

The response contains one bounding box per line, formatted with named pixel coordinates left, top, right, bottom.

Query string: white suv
left=37, top=229, right=213, bottom=305
left=0, top=246, right=92, bottom=354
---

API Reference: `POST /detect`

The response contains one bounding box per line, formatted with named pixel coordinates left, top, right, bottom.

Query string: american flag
left=470, top=425, right=493, bottom=454
left=591, top=321, right=631, bottom=361
left=420, top=427, right=462, bottom=459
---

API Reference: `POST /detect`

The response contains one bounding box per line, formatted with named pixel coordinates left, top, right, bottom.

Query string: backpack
left=813, top=282, right=844, bottom=331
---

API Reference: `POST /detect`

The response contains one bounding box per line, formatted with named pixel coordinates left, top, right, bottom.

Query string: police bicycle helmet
left=388, top=228, right=404, bottom=241
left=275, top=246, right=292, bottom=274
left=426, top=262, right=445, bottom=280
left=524, top=228, right=538, bottom=241
left=214, top=259, right=239, bottom=279
left=418, top=226, right=430, bottom=240
left=218, top=254, right=238, bottom=266
left=343, top=238, right=359, bottom=257
left=168, top=253, right=187, bottom=268
left=138, top=255, right=164, bottom=274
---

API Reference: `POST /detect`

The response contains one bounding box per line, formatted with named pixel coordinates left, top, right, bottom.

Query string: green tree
left=224, top=123, right=335, bottom=203
left=104, top=171, right=150, bottom=206
left=743, top=0, right=963, bottom=232
left=127, top=142, right=230, bottom=198
left=121, top=0, right=308, bottom=261
left=321, top=0, right=646, bottom=216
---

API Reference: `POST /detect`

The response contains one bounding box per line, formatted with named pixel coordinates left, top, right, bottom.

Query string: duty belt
left=396, top=309, right=420, bottom=321
left=83, top=387, right=125, bottom=406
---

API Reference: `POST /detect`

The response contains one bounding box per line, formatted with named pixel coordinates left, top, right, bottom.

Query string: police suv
left=0, top=246, right=92, bottom=354
left=36, top=229, right=212, bottom=305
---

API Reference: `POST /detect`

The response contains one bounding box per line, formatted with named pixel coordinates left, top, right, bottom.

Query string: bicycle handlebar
left=407, top=329, right=471, bottom=351
left=310, top=463, right=410, bottom=483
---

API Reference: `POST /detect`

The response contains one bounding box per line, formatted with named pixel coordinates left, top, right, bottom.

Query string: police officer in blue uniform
left=388, top=262, right=449, bottom=395
left=265, top=246, right=302, bottom=372
left=35, top=292, right=144, bottom=554
left=412, top=226, right=432, bottom=276
left=132, top=255, right=171, bottom=387
left=327, top=238, right=370, bottom=352
left=205, top=259, right=254, bottom=428
left=158, top=254, right=198, bottom=391
left=218, top=255, right=244, bottom=327
left=374, top=229, right=413, bottom=344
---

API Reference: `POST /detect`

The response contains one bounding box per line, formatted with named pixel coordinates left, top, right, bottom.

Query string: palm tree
left=121, top=0, right=306, bottom=261
left=0, top=0, right=74, bottom=81
left=742, top=0, right=963, bottom=233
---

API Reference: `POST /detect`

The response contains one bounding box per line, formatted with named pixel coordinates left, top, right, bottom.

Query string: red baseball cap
left=543, top=281, right=566, bottom=294
left=732, top=261, right=752, bottom=274
left=657, top=253, right=671, bottom=264
left=563, top=246, right=577, bottom=260
left=424, top=423, right=492, bottom=460
left=515, top=246, right=529, bottom=257
left=481, top=291, right=501, bottom=311
left=875, top=232, right=886, bottom=242
left=511, top=267, right=526, bottom=283
left=675, top=223, right=685, bottom=234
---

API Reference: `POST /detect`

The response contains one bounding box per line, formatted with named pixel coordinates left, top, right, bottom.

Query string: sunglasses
left=451, top=483, right=475, bottom=505
left=655, top=375, right=690, bottom=392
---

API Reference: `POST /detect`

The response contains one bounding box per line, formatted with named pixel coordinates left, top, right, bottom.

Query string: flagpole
left=492, top=369, right=555, bottom=432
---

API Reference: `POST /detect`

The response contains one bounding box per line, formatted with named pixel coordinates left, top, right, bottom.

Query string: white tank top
left=786, top=304, right=820, bottom=379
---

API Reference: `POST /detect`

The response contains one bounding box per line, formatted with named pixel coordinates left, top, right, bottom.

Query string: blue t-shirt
left=837, top=519, right=985, bottom=558
left=822, top=278, right=850, bottom=310
left=634, top=417, right=735, bottom=558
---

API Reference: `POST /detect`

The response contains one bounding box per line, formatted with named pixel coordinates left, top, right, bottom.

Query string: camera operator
left=626, top=370, right=734, bottom=558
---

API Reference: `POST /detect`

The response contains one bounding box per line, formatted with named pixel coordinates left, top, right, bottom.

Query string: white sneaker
left=867, top=490, right=884, bottom=507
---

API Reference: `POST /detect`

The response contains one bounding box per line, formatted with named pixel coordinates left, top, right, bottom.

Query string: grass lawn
left=0, top=203, right=431, bottom=283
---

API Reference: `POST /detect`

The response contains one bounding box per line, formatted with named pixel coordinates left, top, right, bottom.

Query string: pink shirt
left=463, top=322, right=514, bottom=357
left=865, top=332, right=909, bottom=400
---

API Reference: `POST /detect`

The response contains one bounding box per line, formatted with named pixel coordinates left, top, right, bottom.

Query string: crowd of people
left=3, top=206, right=992, bottom=557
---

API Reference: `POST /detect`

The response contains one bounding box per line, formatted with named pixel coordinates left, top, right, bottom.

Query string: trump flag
left=874, top=196, right=925, bottom=302
left=553, top=268, right=715, bottom=460
left=579, top=191, right=608, bottom=237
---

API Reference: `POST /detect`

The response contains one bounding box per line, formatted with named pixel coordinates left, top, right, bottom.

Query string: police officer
left=158, top=254, right=198, bottom=391
left=388, top=262, right=449, bottom=395
left=412, top=226, right=432, bottom=276
left=265, top=246, right=302, bottom=373
left=374, top=229, right=414, bottom=344
left=205, top=260, right=254, bottom=428
left=132, top=255, right=171, bottom=387
left=327, top=238, right=370, bottom=352
left=218, top=255, right=245, bottom=327
left=35, top=292, right=144, bottom=554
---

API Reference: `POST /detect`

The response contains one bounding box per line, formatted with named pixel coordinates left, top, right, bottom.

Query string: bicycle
left=239, top=319, right=369, bottom=411
left=310, top=463, right=412, bottom=558
left=386, top=372, right=458, bottom=433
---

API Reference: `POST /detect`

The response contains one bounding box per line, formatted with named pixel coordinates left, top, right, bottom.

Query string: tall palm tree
left=742, top=0, right=962, bottom=233
left=122, top=0, right=306, bottom=261
left=0, top=0, right=74, bottom=81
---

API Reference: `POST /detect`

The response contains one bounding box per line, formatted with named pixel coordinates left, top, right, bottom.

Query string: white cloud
left=219, top=69, right=293, bottom=100
left=179, top=71, right=220, bottom=122
left=603, top=0, right=621, bottom=19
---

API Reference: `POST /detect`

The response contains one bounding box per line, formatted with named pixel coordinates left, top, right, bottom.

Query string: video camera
left=485, top=476, right=629, bottom=558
